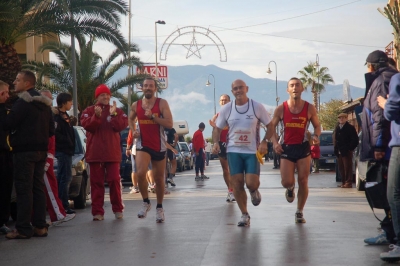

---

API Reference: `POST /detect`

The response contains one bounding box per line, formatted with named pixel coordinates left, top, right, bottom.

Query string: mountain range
left=113, top=65, right=365, bottom=138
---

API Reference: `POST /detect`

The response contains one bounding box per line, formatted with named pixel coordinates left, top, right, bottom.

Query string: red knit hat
left=95, top=84, right=111, bottom=98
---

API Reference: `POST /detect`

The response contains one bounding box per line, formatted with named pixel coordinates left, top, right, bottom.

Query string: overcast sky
left=76, top=0, right=392, bottom=89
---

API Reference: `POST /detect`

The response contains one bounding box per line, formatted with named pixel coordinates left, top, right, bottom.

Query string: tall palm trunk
left=0, top=43, right=21, bottom=88
left=311, top=81, right=318, bottom=112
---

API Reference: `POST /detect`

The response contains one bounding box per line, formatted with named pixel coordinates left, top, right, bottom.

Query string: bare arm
left=156, top=99, right=173, bottom=129
left=309, top=104, right=321, bottom=145
left=212, top=127, right=222, bottom=154
left=129, top=102, right=138, bottom=131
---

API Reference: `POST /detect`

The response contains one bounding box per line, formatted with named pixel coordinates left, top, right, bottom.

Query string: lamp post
left=266, top=61, right=279, bottom=107
left=155, top=20, right=165, bottom=95
left=267, top=61, right=279, bottom=134
left=206, top=74, right=216, bottom=115
left=314, top=54, right=320, bottom=112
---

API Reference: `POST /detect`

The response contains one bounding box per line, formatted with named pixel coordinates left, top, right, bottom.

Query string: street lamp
left=155, top=20, right=165, bottom=94
left=266, top=61, right=279, bottom=107
left=267, top=61, right=279, bottom=135
left=314, top=54, right=320, bottom=111
left=206, top=74, right=216, bottom=115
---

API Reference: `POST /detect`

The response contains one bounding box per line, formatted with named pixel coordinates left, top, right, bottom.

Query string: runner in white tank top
left=212, top=79, right=275, bottom=227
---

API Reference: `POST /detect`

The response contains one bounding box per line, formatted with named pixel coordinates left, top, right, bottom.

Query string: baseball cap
left=365, top=50, right=388, bottom=65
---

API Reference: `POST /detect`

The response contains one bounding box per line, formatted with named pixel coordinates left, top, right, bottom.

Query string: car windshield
left=320, top=134, right=333, bottom=146
left=74, top=127, right=86, bottom=154
left=179, top=143, right=189, bottom=152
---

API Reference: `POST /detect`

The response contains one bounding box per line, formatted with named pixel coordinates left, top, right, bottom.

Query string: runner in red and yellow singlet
left=129, top=78, right=173, bottom=223
left=270, top=77, right=321, bottom=224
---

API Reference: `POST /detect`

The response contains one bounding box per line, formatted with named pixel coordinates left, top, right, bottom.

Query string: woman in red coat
left=311, top=140, right=320, bottom=173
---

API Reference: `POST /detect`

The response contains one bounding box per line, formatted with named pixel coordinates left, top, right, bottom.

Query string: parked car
left=318, top=131, right=336, bottom=170
left=354, top=131, right=368, bottom=191
left=210, top=144, right=219, bottom=160
left=174, top=143, right=185, bottom=172
left=54, top=126, right=90, bottom=209
left=178, top=142, right=193, bottom=170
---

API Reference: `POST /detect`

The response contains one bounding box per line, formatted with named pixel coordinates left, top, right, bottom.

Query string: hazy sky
left=84, top=0, right=393, bottom=89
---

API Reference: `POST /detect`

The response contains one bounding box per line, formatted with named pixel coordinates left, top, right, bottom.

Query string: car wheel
left=356, top=167, right=365, bottom=191
left=73, top=174, right=87, bottom=209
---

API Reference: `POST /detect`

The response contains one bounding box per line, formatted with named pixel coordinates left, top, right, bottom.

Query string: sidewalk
left=0, top=160, right=391, bottom=266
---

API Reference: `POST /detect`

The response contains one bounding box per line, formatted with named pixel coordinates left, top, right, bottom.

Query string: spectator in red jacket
left=81, top=84, right=128, bottom=221
left=193, top=122, right=208, bottom=180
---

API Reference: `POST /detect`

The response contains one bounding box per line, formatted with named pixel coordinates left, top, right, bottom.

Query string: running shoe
left=164, top=189, right=171, bottom=195
left=381, top=244, right=400, bottom=262
left=156, top=208, right=165, bottom=223
left=129, top=186, right=139, bottom=194
left=138, top=202, right=151, bottom=218
left=52, top=213, right=76, bottom=226
left=114, top=212, right=123, bottom=219
left=364, top=232, right=390, bottom=245
left=295, top=211, right=306, bottom=223
left=195, top=176, right=201, bottom=181
left=249, top=189, right=261, bottom=206
left=285, top=186, right=295, bottom=203
left=201, top=174, right=209, bottom=180
left=0, top=225, right=11, bottom=234
left=238, top=213, right=250, bottom=227
left=226, top=192, right=236, bottom=202
left=150, top=184, right=156, bottom=193
left=167, top=177, right=176, bottom=187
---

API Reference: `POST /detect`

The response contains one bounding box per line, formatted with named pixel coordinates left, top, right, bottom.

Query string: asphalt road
left=0, top=159, right=394, bottom=266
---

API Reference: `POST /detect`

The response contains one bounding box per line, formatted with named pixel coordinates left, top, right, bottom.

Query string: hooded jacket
left=3, top=88, right=54, bottom=152
left=360, top=66, right=398, bottom=161
left=81, top=103, right=128, bottom=163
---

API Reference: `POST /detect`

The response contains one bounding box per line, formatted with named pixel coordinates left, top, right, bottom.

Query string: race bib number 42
left=233, top=129, right=252, bottom=146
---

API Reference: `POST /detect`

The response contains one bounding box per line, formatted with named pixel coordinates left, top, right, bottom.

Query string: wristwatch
left=111, top=112, right=117, bottom=117
left=151, top=114, right=156, bottom=120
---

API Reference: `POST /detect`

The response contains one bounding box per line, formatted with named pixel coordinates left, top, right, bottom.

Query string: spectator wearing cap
left=193, top=122, right=208, bottom=180
left=81, top=84, right=128, bottom=221
left=333, top=113, right=358, bottom=188
left=361, top=50, right=398, bottom=246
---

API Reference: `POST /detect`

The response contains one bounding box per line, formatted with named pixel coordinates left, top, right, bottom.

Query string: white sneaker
left=129, top=186, right=139, bottom=194
left=138, top=202, right=151, bottom=218
left=156, top=208, right=165, bottom=223
left=52, top=213, right=76, bottom=226
left=238, top=213, right=250, bottom=227
left=226, top=192, right=236, bottom=202
left=114, top=212, right=123, bottom=219
left=381, top=244, right=400, bottom=262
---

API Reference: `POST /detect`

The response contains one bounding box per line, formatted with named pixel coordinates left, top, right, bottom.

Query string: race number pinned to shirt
left=233, top=128, right=252, bottom=146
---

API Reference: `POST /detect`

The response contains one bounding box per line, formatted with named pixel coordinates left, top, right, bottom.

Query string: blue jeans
left=206, top=152, right=210, bottom=165
left=56, top=152, right=72, bottom=210
left=387, top=147, right=400, bottom=245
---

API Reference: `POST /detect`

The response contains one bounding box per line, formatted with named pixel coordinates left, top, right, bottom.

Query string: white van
left=173, top=120, right=189, bottom=141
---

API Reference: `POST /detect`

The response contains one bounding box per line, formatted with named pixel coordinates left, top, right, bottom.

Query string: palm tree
left=379, top=0, right=400, bottom=70
left=298, top=61, right=334, bottom=111
left=23, top=34, right=147, bottom=111
left=0, top=0, right=128, bottom=87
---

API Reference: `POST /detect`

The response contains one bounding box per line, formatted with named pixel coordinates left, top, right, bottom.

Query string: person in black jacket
left=0, top=80, right=13, bottom=235
left=334, top=113, right=358, bottom=188
left=2, top=70, right=54, bottom=239
left=361, top=50, right=397, bottom=246
left=54, top=92, right=75, bottom=214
